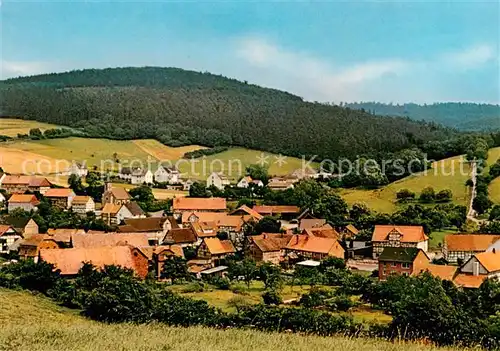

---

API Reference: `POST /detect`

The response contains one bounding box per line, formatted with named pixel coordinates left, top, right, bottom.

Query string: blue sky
left=1, top=0, right=499, bottom=103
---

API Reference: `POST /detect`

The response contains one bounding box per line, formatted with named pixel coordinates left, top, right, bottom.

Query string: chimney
left=105, top=182, right=112, bottom=192
left=493, top=248, right=497, bottom=254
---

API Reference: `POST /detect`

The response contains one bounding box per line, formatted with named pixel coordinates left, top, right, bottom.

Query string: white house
left=154, top=165, right=180, bottom=184
left=101, top=202, right=145, bottom=225
left=119, top=167, right=153, bottom=185
left=71, top=196, right=96, bottom=215
left=207, top=172, right=230, bottom=190
left=0, top=172, right=6, bottom=186
left=8, top=194, right=40, bottom=213
left=237, top=176, right=252, bottom=188
left=66, top=161, right=88, bottom=177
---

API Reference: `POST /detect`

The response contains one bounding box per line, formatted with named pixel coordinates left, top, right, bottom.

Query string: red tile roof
left=72, top=196, right=93, bottom=204
left=2, top=175, right=51, bottom=187
left=40, top=246, right=147, bottom=276
left=454, top=274, right=487, bottom=289
left=252, top=205, right=301, bottom=215
left=173, top=197, right=226, bottom=211
left=72, top=233, right=150, bottom=248
left=445, top=234, right=500, bottom=252
left=203, top=237, right=236, bottom=255
left=286, top=234, right=344, bottom=258
left=474, top=251, right=500, bottom=272
left=372, top=225, right=428, bottom=243
left=44, top=188, right=75, bottom=198
left=8, top=194, right=39, bottom=205
left=250, top=233, right=293, bottom=252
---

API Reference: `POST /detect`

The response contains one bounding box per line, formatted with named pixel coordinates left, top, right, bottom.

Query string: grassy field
left=177, top=147, right=313, bottom=180
left=0, top=118, right=61, bottom=137
left=169, top=281, right=392, bottom=324
left=429, top=228, right=459, bottom=250
left=133, top=139, right=205, bottom=160
left=339, top=155, right=472, bottom=213
left=487, top=147, right=500, bottom=204
left=1, top=288, right=457, bottom=351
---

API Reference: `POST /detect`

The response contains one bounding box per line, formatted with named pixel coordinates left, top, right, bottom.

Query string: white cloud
left=234, top=37, right=498, bottom=103
left=443, top=44, right=497, bottom=70
left=236, top=36, right=411, bottom=102
left=1, top=60, right=52, bottom=79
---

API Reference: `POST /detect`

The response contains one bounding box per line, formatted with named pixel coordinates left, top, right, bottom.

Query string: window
left=402, top=262, right=410, bottom=269
left=391, top=262, right=397, bottom=267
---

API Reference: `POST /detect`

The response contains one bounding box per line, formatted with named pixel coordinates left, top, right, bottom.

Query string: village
left=0, top=161, right=498, bottom=293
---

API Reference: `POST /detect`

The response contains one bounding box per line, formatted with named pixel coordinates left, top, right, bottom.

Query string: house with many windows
left=378, top=247, right=430, bottom=280
left=443, top=234, right=500, bottom=264
left=371, top=225, right=428, bottom=259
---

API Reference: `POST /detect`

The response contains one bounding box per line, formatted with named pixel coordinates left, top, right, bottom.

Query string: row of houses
left=378, top=246, right=500, bottom=289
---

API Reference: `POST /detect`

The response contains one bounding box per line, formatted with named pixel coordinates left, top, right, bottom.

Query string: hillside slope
left=0, top=67, right=456, bottom=160
left=344, top=102, right=500, bottom=131
left=0, top=288, right=457, bottom=351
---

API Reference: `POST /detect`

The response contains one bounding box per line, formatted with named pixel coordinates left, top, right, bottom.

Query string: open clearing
left=0, top=288, right=456, bottom=351
left=133, top=139, right=206, bottom=160
left=338, top=155, right=471, bottom=213
left=177, top=147, right=312, bottom=180
left=0, top=118, right=60, bottom=137
left=0, top=146, right=70, bottom=174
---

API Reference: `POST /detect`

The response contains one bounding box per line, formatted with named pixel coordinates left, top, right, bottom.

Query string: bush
left=181, top=282, right=205, bottom=293
left=262, top=290, right=283, bottom=305
left=436, top=189, right=453, bottom=202
left=326, top=294, right=356, bottom=312
left=396, top=189, right=416, bottom=202
left=209, top=276, right=231, bottom=290
left=419, top=187, right=436, bottom=203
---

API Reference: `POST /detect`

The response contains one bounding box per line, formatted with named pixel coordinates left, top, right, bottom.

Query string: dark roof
left=0, top=216, right=33, bottom=230
left=119, top=217, right=168, bottom=232
left=124, top=202, right=145, bottom=216
left=378, top=247, right=422, bottom=263
left=164, top=228, right=197, bottom=244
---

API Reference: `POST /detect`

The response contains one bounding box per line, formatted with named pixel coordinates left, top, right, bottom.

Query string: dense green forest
left=344, top=102, right=500, bottom=131
left=0, top=67, right=457, bottom=160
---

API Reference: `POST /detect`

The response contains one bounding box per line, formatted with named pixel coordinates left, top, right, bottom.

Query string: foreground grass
left=0, top=288, right=458, bottom=351
left=339, top=155, right=471, bottom=213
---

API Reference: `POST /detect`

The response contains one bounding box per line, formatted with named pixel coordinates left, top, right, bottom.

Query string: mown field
left=338, top=155, right=472, bottom=213
left=487, top=147, right=500, bottom=204
left=0, top=288, right=458, bottom=351
left=0, top=118, right=60, bottom=137
left=0, top=119, right=309, bottom=180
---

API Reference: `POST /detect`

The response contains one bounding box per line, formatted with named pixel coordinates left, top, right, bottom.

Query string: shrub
left=419, top=187, right=435, bottom=203
left=181, top=282, right=205, bottom=293
left=209, top=276, right=231, bottom=290
left=262, top=290, right=283, bottom=305
left=436, top=189, right=453, bottom=202
left=396, top=189, right=416, bottom=202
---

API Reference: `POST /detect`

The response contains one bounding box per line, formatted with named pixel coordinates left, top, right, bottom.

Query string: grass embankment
left=339, top=155, right=471, bottom=213
left=486, top=147, right=500, bottom=204
left=0, top=288, right=458, bottom=351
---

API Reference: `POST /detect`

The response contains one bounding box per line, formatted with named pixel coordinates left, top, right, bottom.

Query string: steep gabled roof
left=474, top=251, right=500, bottom=272
left=120, top=217, right=168, bottom=232
left=299, top=218, right=326, bottom=231
left=124, top=202, right=145, bottom=216
left=286, top=234, right=344, bottom=258
left=72, top=233, right=150, bottom=248
left=445, top=234, right=500, bottom=252
left=172, top=197, right=226, bottom=211
left=378, top=247, right=427, bottom=263
left=230, top=205, right=263, bottom=220
left=250, top=233, right=293, bottom=252
left=40, top=246, right=146, bottom=276
left=252, top=205, right=301, bottom=215
left=415, top=264, right=458, bottom=281
left=101, top=203, right=122, bottom=215
left=1, top=175, right=51, bottom=187
left=105, top=187, right=131, bottom=200
left=47, top=228, right=85, bottom=243
left=164, top=228, right=197, bottom=244
left=303, top=227, right=339, bottom=239
left=44, top=188, right=75, bottom=198
left=72, top=196, right=93, bottom=204
left=8, top=194, right=39, bottom=205
left=372, top=225, right=428, bottom=243
left=203, top=237, right=236, bottom=255
left=454, top=274, right=487, bottom=289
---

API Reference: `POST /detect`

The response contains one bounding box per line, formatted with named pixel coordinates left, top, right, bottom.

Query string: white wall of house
left=237, top=178, right=249, bottom=188
left=8, top=202, right=37, bottom=213
left=72, top=199, right=96, bottom=214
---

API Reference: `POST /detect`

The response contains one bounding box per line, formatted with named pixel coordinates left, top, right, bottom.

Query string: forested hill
left=1, top=67, right=456, bottom=160
left=344, top=102, right=500, bottom=131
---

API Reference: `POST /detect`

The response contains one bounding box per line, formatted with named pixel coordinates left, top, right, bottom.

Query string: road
left=467, top=160, right=478, bottom=222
